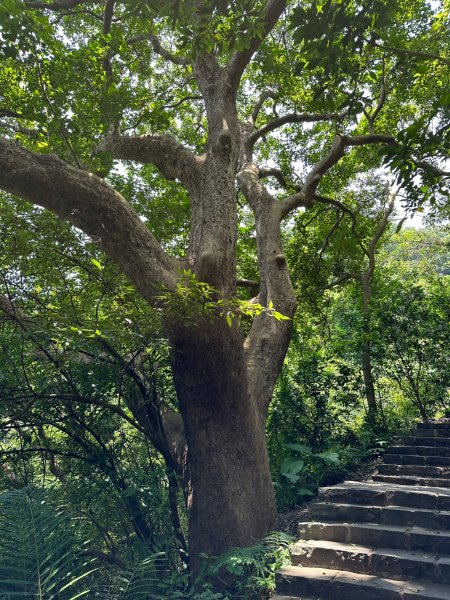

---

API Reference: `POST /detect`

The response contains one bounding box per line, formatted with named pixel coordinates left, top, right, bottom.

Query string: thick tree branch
left=97, top=132, right=204, bottom=193
left=228, top=0, right=287, bottom=88
left=236, top=278, right=260, bottom=291
left=0, top=139, right=177, bottom=301
left=81, top=549, right=127, bottom=569
left=237, top=162, right=296, bottom=419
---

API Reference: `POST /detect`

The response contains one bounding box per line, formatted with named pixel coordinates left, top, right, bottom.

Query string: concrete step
left=291, top=540, right=450, bottom=584
left=387, top=446, right=450, bottom=457
left=310, top=502, right=450, bottom=529
left=318, top=481, right=450, bottom=510
left=384, top=454, right=450, bottom=467
left=276, top=566, right=450, bottom=599
left=378, top=463, right=450, bottom=478
left=298, top=521, right=450, bottom=553
left=404, top=436, right=450, bottom=447
left=373, top=474, right=450, bottom=487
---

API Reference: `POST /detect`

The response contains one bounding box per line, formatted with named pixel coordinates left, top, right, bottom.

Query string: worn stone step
left=319, top=481, right=450, bottom=510
left=276, top=566, right=450, bottom=599
left=418, top=422, right=450, bottom=430
left=270, top=596, right=303, bottom=600
left=299, top=521, right=450, bottom=553
left=310, top=502, right=450, bottom=529
left=291, top=540, right=450, bottom=584
left=387, top=446, right=450, bottom=457
left=414, top=428, right=450, bottom=438
left=378, top=463, right=450, bottom=478
left=384, top=454, right=450, bottom=467
left=373, top=474, right=450, bottom=487
left=404, top=436, right=450, bottom=447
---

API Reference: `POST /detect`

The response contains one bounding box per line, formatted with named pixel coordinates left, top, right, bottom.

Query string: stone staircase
left=272, top=420, right=450, bottom=600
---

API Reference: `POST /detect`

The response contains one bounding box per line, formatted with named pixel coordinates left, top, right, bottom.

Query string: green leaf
left=90, top=258, right=103, bottom=270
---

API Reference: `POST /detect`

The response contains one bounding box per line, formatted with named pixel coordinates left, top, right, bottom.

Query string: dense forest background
left=0, top=0, right=449, bottom=597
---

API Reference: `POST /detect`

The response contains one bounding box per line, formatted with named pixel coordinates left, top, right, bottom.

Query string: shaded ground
left=277, top=454, right=383, bottom=536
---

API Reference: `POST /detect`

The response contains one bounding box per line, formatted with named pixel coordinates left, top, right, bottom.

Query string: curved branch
left=279, top=133, right=449, bottom=219
left=228, top=0, right=287, bottom=88
left=314, top=194, right=357, bottom=232
left=248, top=111, right=346, bottom=148
left=97, top=132, right=204, bottom=193
left=258, top=167, right=289, bottom=189
left=0, top=138, right=177, bottom=301
left=127, top=33, right=190, bottom=66
left=249, top=89, right=279, bottom=126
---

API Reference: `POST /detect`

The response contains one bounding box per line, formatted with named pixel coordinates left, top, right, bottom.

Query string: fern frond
left=0, top=487, right=95, bottom=600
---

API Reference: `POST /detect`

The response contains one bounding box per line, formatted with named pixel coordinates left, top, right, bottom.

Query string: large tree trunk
left=169, top=317, right=277, bottom=568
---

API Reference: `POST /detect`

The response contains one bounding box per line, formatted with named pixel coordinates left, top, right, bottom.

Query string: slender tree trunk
left=169, top=317, right=277, bottom=569
left=361, top=273, right=377, bottom=423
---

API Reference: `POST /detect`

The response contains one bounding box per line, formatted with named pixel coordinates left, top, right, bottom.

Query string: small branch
left=127, top=33, right=189, bottom=66
left=316, top=272, right=361, bottom=292
left=367, top=192, right=395, bottom=278
left=249, top=89, right=279, bottom=126
left=279, top=135, right=347, bottom=218
left=368, top=39, right=450, bottom=67
left=26, top=0, right=101, bottom=9
left=0, top=447, right=89, bottom=462
left=248, top=111, right=346, bottom=148
left=364, top=68, right=387, bottom=134
left=314, top=194, right=357, bottom=232
left=36, top=62, right=83, bottom=168
left=0, top=120, right=40, bottom=137
left=0, top=108, right=24, bottom=118
left=162, top=95, right=202, bottom=110
left=101, top=0, right=115, bottom=78
left=81, top=549, right=127, bottom=569
left=318, top=211, right=344, bottom=262
left=0, top=295, right=36, bottom=322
